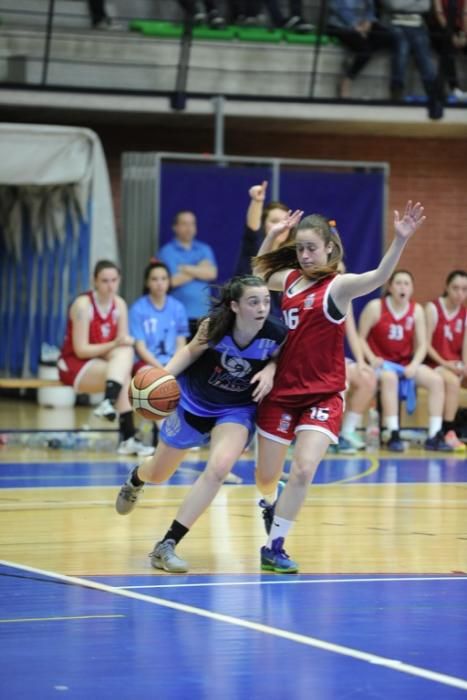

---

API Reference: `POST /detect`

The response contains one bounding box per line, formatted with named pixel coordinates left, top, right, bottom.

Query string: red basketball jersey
left=60, top=291, right=119, bottom=359
left=268, top=271, right=346, bottom=404
left=426, top=297, right=466, bottom=366
left=367, top=297, right=415, bottom=366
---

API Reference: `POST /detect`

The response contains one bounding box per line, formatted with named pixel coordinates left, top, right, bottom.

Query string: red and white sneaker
left=444, top=430, right=466, bottom=452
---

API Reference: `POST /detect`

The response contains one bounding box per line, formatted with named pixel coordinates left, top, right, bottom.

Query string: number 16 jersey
left=268, top=270, right=347, bottom=405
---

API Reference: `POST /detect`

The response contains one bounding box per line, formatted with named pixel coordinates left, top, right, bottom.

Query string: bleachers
left=0, top=0, right=440, bottom=100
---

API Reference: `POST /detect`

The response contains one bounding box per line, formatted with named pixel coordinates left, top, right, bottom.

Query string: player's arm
left=71, top=297, right=118, bottom=359
left=247, top=181, right=268, bottom=231
left=358, top=299, right=384, bottom=367
left=332, top=201, right=426, bottom=312
left=424, top=302, right=446, bottom=366
left=345, top=303, right=367, bottom=366
left=253, top=209, right=303, bottom=291
left=115, top=297, right=135, bottom=346
left=404, top=304, right=427, bottom=377
left=164, top=319, right=209, bottom=377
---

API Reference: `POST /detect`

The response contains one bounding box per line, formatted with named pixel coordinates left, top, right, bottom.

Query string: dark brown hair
left=252, top=214, right=343, bottom=282
left=93, top=260, right=120, bottom=279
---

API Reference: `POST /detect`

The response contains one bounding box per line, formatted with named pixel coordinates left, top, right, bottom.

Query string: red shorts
left=57, top=355, right=93, bottom=389
left=256, top=392, right=344, bottom=445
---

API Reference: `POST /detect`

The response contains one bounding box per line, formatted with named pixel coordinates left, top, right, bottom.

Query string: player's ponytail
left=252, top=214, right=344, bottom=282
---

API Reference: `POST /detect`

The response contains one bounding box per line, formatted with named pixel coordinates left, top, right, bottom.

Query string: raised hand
left=268, top=209, right=304, bottom=239
left=394, top=201, right=426, bottom=241
left=249, top=180, right=268, bottom=202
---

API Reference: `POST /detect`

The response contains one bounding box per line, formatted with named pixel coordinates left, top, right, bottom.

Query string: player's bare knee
left=290, top=458, right=318, bottom=486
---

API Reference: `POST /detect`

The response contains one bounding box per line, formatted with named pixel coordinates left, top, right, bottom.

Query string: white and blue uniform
left=161, top=318, right=287, bottom=449
left=129, top=295, right=189, bottom=366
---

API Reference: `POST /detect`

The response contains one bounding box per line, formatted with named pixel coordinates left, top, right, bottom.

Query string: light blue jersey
left=129, top=295, right=189, bottom=365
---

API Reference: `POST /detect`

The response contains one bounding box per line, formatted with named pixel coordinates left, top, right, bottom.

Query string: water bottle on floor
left=365, top=408, right=380, bottom=452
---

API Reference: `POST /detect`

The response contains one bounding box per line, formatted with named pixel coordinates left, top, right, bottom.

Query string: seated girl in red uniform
left=359, top=269, right=452, bottom=453
left=252, top=201, right=427, bottom=573
left=425, top=269, right=467, bottom=451
left=58, top=259, right=153, bottom=457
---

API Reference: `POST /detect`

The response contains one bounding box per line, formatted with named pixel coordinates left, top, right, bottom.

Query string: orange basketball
left=129, top=366, right=180, bottom=420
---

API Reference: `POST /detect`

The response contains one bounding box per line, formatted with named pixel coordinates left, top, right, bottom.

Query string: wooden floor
left=1, top=396, right=467, bottom=699
left=0, top=396, right=466, bottom=577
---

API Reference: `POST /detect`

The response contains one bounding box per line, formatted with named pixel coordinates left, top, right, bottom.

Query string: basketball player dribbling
left=251, top=201, right=426, bottom=573
left=115, top=275, right=287, bottom=573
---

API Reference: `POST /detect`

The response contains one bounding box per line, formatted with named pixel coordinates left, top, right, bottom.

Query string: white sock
left=429, top=416, right=442, bottom=438
left=386, top=415, right=399, bottom=432
left=259, top=489, right=277, bottom=506
left=267, top=516, right=293, bottom=548
left=341, top=411, right=362, bottom=435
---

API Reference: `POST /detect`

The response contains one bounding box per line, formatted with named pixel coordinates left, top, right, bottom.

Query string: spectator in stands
left=158, top=211, right=218, bottom=338
left=57, top=260, right=154, bottom=457
left=87, top=0, right=120, bottom=30
left=425, top=269, right=467, bottom=451
left=359, top=269, right=453, bottom=452
left=429, top=0, right=467, bottom=101
left=229, top=1, right=312, bottom=31
left=327, top=0, right=396, bottom=98
left=177, top=0, right=227, bottom=28
left=380, top=0, right=444, bottom=118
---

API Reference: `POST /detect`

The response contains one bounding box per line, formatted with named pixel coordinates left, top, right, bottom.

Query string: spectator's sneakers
left=341, top=430, right=366, bottom=450
left=444, top=430, right=466, bottom=452
left=387, top=430, right=405, bottom=452
left=149, top=540, right=189, bottom=573
left=261, top=537, right=298, bottom=573
left=424, top=431, right=454, bottom=452
left=192, top=2, right=206, bottom=24
left=450, top=87, right=467, bottom=102
left=207, top=9, right=226, bottom=29
left=117, top=437, right=155, bottom=457
left=93, top=17, right=124, bottom=30
left=115, top=474, right=144, bottom=515
left=93, top=398, right=117, bottom=421
left=283, top=15, right=313, bottom=33
left=258, top=481, right=285, bottom=535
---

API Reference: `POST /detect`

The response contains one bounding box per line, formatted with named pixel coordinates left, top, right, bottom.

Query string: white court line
left=1, top=559, right=466, bottom=692
left=119, top=575, right=467, bottom=590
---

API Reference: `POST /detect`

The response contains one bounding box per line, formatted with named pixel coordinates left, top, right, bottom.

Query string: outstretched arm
left=332, top=201, right=426, bottom=312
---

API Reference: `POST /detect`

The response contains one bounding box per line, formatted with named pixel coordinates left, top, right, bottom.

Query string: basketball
left=129, top=366, right=180, bottom=420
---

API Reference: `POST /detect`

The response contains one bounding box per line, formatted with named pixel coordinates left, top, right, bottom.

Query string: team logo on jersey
left=207, top=347, right=252, bottom=393
left=220, top=350, right=251, bottom=378
left=405, top=317, right=414, bottom=331
left=278, top=412, right=292, bottom=433
left=304, top=294, right=315, bottom=309
left=455, top=319, right=463, bottom=333
left=101, top=322, right=111, bottom=339
left=164, top=410, right=181, bottom=437
left=444, top=325, right=454, bottom=341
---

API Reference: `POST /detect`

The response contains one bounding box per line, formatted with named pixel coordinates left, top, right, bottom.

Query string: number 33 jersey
left=367, top=297, right=416, bottom=366
left=268, top=270, right=346, bottom=404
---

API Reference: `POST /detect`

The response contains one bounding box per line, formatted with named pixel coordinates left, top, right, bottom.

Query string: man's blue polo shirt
left=158, top=238, right=217, bottom=319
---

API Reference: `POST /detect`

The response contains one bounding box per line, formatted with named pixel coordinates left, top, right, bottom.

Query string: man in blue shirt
left=158, top=211, right=218, bottom=337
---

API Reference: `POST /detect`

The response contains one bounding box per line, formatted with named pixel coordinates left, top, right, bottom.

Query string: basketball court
left=1, top=400, right=466, bottom=699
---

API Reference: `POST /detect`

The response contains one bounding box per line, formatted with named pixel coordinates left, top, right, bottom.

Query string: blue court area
left=0, top=563, right=466, bottom=699
left=0, top=456, right=467, bottom=488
